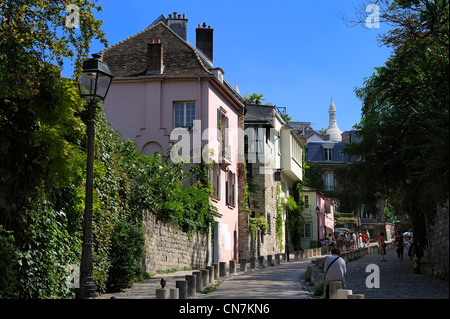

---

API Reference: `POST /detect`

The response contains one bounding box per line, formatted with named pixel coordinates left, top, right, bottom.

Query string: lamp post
left=77, top=53, right=113, bottom=299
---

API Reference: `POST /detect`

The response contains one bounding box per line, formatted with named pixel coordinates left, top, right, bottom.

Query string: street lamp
left=77, top=53, right=113, bottom=299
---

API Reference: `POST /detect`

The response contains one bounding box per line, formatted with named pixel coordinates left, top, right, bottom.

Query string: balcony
left=280, top=128, right=303, bottom=181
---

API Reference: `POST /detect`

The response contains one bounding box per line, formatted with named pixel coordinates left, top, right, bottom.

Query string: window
left=225, top=168, right=235, bottom=207
left=323, top=172, right=335, bottom=191
left=174, top=102, right=195, bottom=129
left=304, top=195, right=309, bottom=208
left=302, top=223, right=312, bottom=238
left=217, top=108, right=230, bottom=161
left=324, top=147, right=333, bottom=161
left=209, top=164, right=221, bottom=200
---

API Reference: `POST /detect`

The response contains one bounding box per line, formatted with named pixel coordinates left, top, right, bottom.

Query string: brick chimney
left=146, top=39, right=163, bottom=74
left=167, top=12, right=188, bottom=40
left=196, top=22, right=213, bottom=63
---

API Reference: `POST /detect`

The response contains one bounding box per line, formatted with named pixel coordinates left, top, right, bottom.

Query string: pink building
left=301, top=186, right=335, bottom=249
left=100, top=13, right=245, bottom=263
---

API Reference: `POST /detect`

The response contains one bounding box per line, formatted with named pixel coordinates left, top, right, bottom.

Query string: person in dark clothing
left=393, top=231, right=404, bottom=261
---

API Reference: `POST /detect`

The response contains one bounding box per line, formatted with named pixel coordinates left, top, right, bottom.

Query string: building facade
left=101, top=12, right=245, bottom=265
left=300, top=186, right=335, bottom=250
left=241, top=104, right=303, bottom=259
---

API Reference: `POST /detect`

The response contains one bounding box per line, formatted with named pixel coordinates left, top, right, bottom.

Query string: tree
left=0, top=0, right=107, bottom=225
left=343, top=0, right=449, bottom=272
left=244, top=93, right=265, bottom=105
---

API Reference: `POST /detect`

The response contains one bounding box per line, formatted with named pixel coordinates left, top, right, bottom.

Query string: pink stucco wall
left=104, top=78, right=240, bottom=263
left=316, top=194, right=335, bottom=240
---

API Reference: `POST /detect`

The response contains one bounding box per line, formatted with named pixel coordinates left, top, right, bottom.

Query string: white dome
left=327, top=98, right=342, bottom=142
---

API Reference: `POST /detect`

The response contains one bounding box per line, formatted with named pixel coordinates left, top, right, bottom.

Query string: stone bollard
left=240, top=259, right=247, bottom=272
left=267, top=255, right=273, bottom=266
left=156, top=288, right=170, bottom=299
left=213, top=263, right=219, bottom=280
left=201, top=269, right=208, bottom=288
left=193, top=271, right=201, bottom=293
left=348, top=294, right=365, bottom=299
left=274, top=254, right=279, bottom=265
left=258, top=256, right=265, bottom=268
left=250, top=257, right=257, bottom=270
left=176, top=280, right=187, bottom=299
left=207, top=266, right=214, bottom=284
left=219, top=262, right=227, bottom=277
left=170, top=288, right=179, bottom=299
left=328, top=281, right=343, bottom=299
left=229, top=260, right=236, bottom=274
left=336, top=289, right=353, bottom=299
left=185, top=275, right=196, bottom=298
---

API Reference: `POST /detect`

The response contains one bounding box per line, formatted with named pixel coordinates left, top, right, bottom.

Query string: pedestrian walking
left=378, top=231, right=386, bottom=261
left=361, top=231, right=366, bottom=248
left=365, top=230, right=371, bottom=245
left=392, top=231, right=404, bottom=261
left=324, top=248, right=346, bottom=299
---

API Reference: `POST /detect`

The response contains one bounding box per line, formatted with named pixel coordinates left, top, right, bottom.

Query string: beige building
left=239, top=104, right=303, bottom=259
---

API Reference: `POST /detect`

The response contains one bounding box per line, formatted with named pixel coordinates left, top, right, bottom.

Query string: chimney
left=196, top=22, right=213, bottom=63
left=167, top=12, right=188, bottom=40
left=146, top=39, right=163, bottom=74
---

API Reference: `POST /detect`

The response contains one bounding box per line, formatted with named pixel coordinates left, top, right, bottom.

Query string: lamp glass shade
left=79, top=55, right=113, bottom=101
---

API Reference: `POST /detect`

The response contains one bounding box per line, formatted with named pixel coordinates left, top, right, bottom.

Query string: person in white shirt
left=324, top=248, right=347, bottom=298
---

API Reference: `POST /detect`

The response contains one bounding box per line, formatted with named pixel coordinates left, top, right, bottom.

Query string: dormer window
left=323, top=144, right=334, bottom=161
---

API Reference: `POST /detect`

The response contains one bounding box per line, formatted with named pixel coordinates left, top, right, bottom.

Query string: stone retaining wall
left=142, top=210, right=209, bottom=274
left=425, top=200, right=449, bottom=280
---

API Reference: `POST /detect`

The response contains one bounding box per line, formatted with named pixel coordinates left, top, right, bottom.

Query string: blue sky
left=67, top=0, right=393, bottom=132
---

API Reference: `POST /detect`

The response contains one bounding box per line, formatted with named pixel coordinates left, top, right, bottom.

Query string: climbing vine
left=275, top=183, right=284, bottom=251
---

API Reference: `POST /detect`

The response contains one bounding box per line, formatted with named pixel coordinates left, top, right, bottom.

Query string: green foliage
left=244, top=93, right=265, bottom=105
left=343, top=0, right=449, bottom=267
left=0, top=225, right=20, bottom=298
left=16, top=188, right=81, bottom=299
left=106, top=221, right=145, bottom=292
left=275, top=183, right=284, bottom=251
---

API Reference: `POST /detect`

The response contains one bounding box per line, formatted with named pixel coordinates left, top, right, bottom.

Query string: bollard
left=193, top=271, right=201, bottom=293
left=219, top=262, right=227, bottom=277
left=201, top=269, right=208, bottom=289
left=229, top=260, right=236, bottom=274
left=258, top=256, right=265, bottom=268
left=250, top=257, right=256, bottom=270
left=213, top=263, right=219, bottom=280
left=240, top=259, right=247, bottom=272
left=328, top=281, right=343, bottom=299
left=348, top=294, right=365, bottom=299
left=185, top=275, right=196, bottom=298
left=156, top=288, right=170, bottom=299
left=207, top=266, right=214, bottom=284
left=267, top=255, right=273, bottom=266
left=170, top=288, right=179, bottom=299
left=336, top=289, right=353, bottom=299
left=176, top=280, right=187, bottom=299
left=274, top=254, right=280, bottom=265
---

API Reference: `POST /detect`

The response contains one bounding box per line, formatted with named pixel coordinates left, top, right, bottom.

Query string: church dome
left=327, top=98, right=342, bottom=142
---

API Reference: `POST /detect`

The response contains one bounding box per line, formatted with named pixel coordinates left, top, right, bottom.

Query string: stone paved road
left=98, top=248, right=448, bottom=300
left=345, top=247, right=449, bottom=299
left=200, top=259, right=312, bottom=299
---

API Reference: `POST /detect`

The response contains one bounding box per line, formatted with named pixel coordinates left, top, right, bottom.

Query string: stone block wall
left=142, top=210, right=209, bottom=274
left=246, top=161, right=280, bottom=258
left=426, top=199, right=449, bottom=280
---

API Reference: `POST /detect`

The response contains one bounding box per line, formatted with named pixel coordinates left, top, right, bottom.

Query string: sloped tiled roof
left=100, top=21, right=212, bottom=78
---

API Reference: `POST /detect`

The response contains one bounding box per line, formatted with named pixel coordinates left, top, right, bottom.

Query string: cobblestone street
left=344, top=247, right=449, bottom=299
